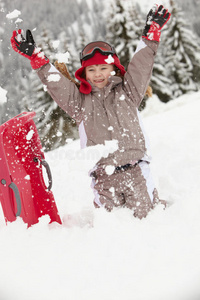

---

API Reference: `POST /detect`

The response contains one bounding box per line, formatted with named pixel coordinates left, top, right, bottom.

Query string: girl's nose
left=94, top=70, right=101, bottom=77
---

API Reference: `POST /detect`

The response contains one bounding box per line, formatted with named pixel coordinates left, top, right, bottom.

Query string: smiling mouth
left=94, top=79, right=104, bottom=83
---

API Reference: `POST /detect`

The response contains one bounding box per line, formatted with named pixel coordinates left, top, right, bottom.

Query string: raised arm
left=11, top=29, right=83, bottom=122
left=124, top=5, right=171, bottom=107
left=36, top=63, right=83, bottom=122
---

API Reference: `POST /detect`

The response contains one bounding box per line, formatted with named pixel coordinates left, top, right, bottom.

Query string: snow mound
left=0, top=91, right=200, bottom=300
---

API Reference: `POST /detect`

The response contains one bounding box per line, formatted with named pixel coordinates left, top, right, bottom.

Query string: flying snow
left=105, top=165, right=115, bottom=175
left=119, top=94, right=125, bottom=101
left=47, top=74, right=61, bottom=82
left=26, top=129, right=34, bottom=141
left=55, top=52, right=70, bottom=64
left=15, top=18, right=23, bottom=24
left=0, top=87, right=7, bottom=105
left=105, top=54, right=115, bottom=64
left=6, top=9, right=21, bottom=19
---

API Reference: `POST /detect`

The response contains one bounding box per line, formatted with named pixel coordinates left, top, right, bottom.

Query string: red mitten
left=11, top=29, right=49, bottom=69
left=142, top=4, right=171, bottom=42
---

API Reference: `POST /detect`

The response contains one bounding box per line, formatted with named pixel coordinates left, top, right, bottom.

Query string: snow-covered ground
left=0, top=90, right=200, bottom=300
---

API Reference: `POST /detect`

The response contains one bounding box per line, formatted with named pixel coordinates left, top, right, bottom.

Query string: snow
left=15, top=18, right=23, bottom=24
left=55, top=52, right=70, bottom=64
left=119, top=94, right=125, bottom=100
left=110, top=70, right=116, bottom=76
left=135, top=0, right=170, bottom=12
left=0, top=86, right=7, bottom=105
left=26, top=129, right=34, bottom=140
left=0, top=90, right=200, bottom=300
left=105, top=164, right=115, bottom=175
left=104, top=54, right=115, bottom=64
left=6, top=9, right=21, bottom=20
left=47, top=74, right=61, bottom=82
left=52, top=40, right=60, bottom=49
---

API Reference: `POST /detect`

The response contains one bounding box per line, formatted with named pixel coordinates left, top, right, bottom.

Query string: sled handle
left=41, top=160, right=53, bottom=191
left=9, top=182, right=22, bottom=217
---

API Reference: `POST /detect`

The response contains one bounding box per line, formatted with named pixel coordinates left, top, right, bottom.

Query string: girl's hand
left=142, top=5, right=171, bottom=42
left=11, top=29, right=49, bottom=69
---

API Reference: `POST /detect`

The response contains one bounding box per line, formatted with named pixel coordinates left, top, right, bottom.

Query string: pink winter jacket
left=36, top=39, right=158, bottom=168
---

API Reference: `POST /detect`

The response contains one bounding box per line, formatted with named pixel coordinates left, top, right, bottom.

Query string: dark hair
left=114, top=66, right=123, bottom=78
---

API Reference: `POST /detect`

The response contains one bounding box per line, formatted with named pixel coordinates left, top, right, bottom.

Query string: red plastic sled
left=0, top=112, right=62, bottom=227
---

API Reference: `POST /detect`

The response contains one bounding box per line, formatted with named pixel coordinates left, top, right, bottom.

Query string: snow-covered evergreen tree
left=90, top=0, right=106, bottom=40
left=125, top=2, right=144, bottom=59
left=21, top=29, right=78, bottom=151
left=150, top=54, right=173, bottom=103
left=176, top=0, right=200, bottom=37
left=106, top=0, right=143, bottom=68
left=0, top=1, right=4, bottom=69
left=56, top=30, right=79, bottom=75
left=151, top=27, right=174, bottom=103
left=75, top=28, right=89, bottom=54
left=0, top=0, right=7, bottom=124
left=162, top=0, right=200, bottom=99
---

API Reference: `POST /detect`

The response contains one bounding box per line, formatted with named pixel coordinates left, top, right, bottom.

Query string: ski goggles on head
left=80, top=41, right=116, bottom=63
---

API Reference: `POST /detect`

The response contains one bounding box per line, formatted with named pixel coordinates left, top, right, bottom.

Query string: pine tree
left=76, top=28, right=88, bottom=53
left=0, top=5, right=4, bottom=70
left=21, top=29, right=78, bottom=152
left=150, top=36, right=174, bottom=103
left=0, top=0, right=6, bottom=124
left=106, top=0, right=143, bottom=68
left=75, top=27, right=90, bottom=70
left=56, top=30, right=78, bottom=75
left=150, top=55, right=173, bottom=103
left=162, top=0, right=200, bottom=98
left=125, top=2, right=144, bottom=59
left=0, top=0, right=6, bottom=78
left=90, top=0, right=106, bottom=40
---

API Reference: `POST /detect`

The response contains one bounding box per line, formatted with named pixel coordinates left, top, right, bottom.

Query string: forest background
left=0, top=0, right=199, bottom=151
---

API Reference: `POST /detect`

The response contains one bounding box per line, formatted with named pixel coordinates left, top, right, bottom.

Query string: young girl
left=11, top=5, right=171, bottom=219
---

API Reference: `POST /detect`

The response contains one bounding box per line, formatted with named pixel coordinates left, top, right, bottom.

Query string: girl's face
left=85, top=64, right=114, bottom=89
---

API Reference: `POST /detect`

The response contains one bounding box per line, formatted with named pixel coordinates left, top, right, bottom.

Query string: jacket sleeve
left=36, top=63, right=83, bottom=122
left=123, top=38, right=158, bottom=108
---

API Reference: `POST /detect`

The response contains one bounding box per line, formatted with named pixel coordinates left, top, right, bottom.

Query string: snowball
left=37, top=51, right=45, bottom=58
left=15, top=18, right=23, bottom=24
left=6, top=9, right=21, bottom=19
left=26, top=129, right=34, bottom=140
left=52, top=40, right=60, bottom=49
left=43, top=85, right=47, bottom=92
left=0, top=87, right=7, bottom=105
left=109, top=187, right=115, bottom=196
left=47, top=74, right=61, bottom=82
left=110, top=71, right=116, bottom=76
left=108, top=126, right=113, bottom=131
left=55, top=52, right=70, bottom=64
left=57, top=131, right=62, bottom=137
left=119, top=94, right=125, bottom=101
left=105, top=165, right=115, bottom=175
left=105, top=55, right=114, bottom=64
